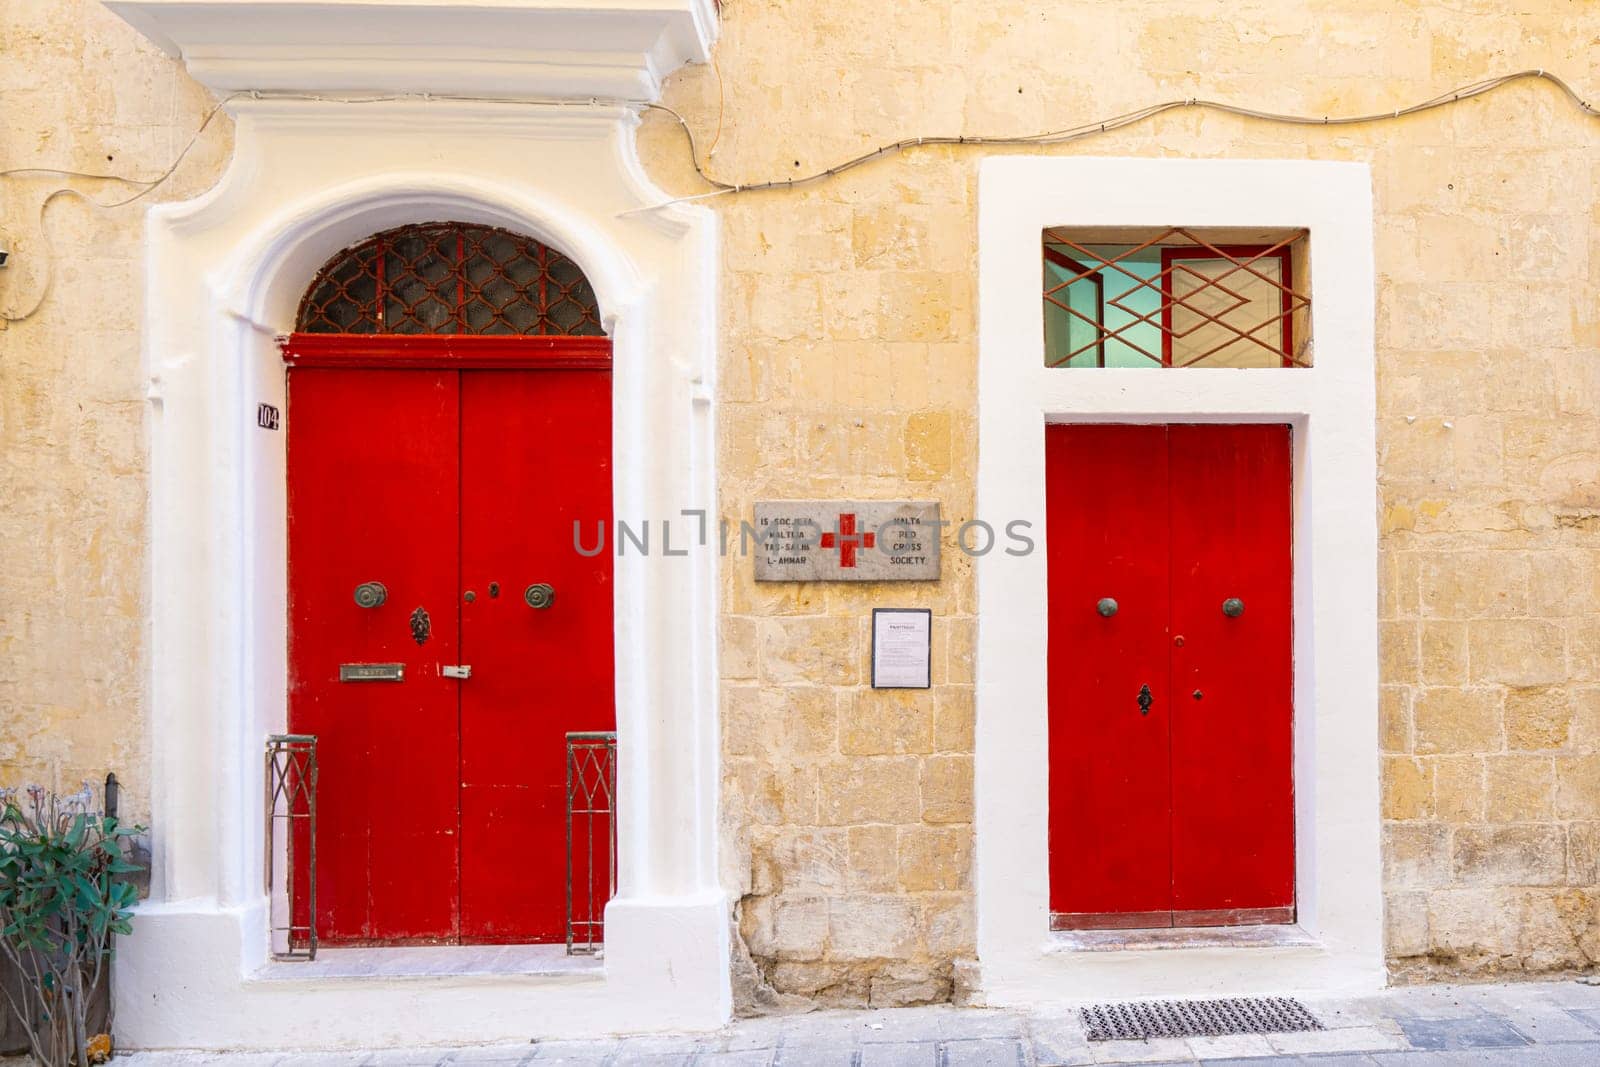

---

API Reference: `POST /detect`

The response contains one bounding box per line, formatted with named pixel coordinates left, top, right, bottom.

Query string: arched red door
left=283, top=223, right=614, bottom=944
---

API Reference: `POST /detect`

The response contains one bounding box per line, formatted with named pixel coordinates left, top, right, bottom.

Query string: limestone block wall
left=0, top=0, right=230, bottom=822
left=638, top=0, right=1600, bottom=1006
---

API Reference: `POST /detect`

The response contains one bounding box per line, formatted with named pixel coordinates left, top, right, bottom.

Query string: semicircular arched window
left=296, top=222, right=604, bottom=337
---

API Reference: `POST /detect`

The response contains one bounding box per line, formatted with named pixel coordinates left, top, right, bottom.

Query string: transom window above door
left=1042, top=227, right=1311, bottom=368
left=297, top=221, right=604, bottom=336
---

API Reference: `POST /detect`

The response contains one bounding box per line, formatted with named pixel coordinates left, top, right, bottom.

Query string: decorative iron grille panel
left=264, top=734, right=318, bottom=961
left=1043, top=227, right=1310, bottom=368
left=567, top=731, right=617, bottom=956
left=1082, top=997, right=1324, bottom=1041
left=297, top=222, right=605, bottom=337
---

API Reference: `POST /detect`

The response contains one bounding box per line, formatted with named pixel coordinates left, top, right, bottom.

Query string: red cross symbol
left=820, top=513, right=875, bottom=568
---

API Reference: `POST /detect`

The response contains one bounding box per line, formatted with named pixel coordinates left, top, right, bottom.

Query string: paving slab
left=442, top=1048, right=538, bottom=1064
left=1395, top=1016, right=1531, bottom=1051
left=857, top=1041, right=937, bottom=1067
left=771, top=1042, right=858, bottom=1066
left=1372, top=1050, right=1547, bottom=1066
left=856, top=1007, right=951, bottom=1043
left=1266, top=1026, right=1406, bottom=1055
left=1560, top=1007, right=1600, bottom=1035
left=1183, top=1033, right=1275, bottom=1059
left=1533, top=1045, right=1600, bottom=1066
left=939, top=1038, right=1027, bottom=1066
left=1028, top=1018, right=1094, bottom=1067
left=1500, top=1005, right=1600, bottom=1043
left=528, top=1039, right=620, bottom=1060
left=1087, top=1037, right=1190, bottom=1064
left=936, top=1011, right=1028, bottom=1040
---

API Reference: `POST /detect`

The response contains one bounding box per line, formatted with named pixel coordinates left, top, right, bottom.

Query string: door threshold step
left=252, top=942, right=603, bottom=982
left=1049, top=923, right=1318, bottom=952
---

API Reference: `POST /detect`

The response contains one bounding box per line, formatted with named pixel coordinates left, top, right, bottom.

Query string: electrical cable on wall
left=2, top=69, right=1596, bottom=323
left=642, top=69, right=1598, bottom=200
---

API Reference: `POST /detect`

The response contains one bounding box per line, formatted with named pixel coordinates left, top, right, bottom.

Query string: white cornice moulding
left=104, top=0, right=719, bottom=101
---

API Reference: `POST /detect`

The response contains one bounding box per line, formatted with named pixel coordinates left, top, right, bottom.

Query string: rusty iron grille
left=566, top=731, right=617, bottom=956
left=264, top=734, right=318, bottom=961
left=1043, top=227, right=1310, bottom=368
left=1082, top=997, right=1324, bottom=1041
left=296, top=222, right=605, bottom=336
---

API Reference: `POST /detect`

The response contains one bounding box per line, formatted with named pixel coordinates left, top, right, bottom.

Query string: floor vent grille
left=1081, top=996, right=1324, bottom=1041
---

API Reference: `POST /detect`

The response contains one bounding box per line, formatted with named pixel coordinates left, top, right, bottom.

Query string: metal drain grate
left=1081, top=997, right=1324, bottom=1041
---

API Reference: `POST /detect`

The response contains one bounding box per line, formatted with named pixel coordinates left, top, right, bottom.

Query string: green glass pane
left=1043, top=259, right=1102, bottom=367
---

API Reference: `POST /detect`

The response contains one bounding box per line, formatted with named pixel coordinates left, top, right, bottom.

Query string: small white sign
left=872, top=608, right=932, bottom=689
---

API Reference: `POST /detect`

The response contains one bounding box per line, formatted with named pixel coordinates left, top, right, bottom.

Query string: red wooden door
left=1045, top=425, right=1172, bottom=921
left=459, top=369, right=614, bottom=942
left=1047, top=423, right=1293, bottom=929
left=288, top=363, right=613, bottom=945
left=287, top=369, right=464, bottom=942
left=1168, top=425, right=1294, bottom=919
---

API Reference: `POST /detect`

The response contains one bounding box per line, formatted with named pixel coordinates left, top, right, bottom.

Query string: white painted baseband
left=115, top=895, right=729, bottom=1050
left=973, top=156, right=1383, bottom=1005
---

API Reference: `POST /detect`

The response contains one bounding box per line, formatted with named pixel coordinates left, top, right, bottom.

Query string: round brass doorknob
left=1222, top=597, right=1245, bottom=617
left=524, top=583, right=556, bottom=610
left=1096, top=597, right=1118, bottom=618
left=353, top=581, right=388, bottom=609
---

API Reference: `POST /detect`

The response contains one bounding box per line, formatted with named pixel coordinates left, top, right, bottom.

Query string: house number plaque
left=753, top=501, right=941, bottom=582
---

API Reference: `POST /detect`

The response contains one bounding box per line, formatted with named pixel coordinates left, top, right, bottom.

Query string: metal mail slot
left=339, top=663, right=404, bottom=682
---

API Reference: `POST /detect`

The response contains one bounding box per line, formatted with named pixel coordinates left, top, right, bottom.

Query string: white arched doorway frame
left=119, top=97, right=727, bottom=1050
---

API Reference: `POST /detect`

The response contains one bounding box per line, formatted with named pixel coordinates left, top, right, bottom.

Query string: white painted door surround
left=975, top=157, right=1384, bottom=1003
left=105, top=0, right=728, bottom=1050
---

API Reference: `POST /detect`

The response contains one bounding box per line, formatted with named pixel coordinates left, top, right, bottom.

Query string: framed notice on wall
left=871, top=608, right=932, bottom=689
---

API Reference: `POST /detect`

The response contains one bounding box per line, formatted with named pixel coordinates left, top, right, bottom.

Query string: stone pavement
left=117, top=977, right=1600, bottom=1065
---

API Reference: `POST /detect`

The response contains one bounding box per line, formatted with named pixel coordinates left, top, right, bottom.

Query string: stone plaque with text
left=752, top=501, right=941, bottom=581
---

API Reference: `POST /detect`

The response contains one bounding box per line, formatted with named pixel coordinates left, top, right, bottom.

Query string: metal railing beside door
left=565, top=731, right=617, bottom=956
left=264, top=735, right=318, bottom=961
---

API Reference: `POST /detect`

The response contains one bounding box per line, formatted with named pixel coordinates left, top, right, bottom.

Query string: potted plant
left=0, top=784, right=141, bottom=1066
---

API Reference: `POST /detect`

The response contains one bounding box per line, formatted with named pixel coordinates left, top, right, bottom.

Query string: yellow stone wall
left=1, top=0, right=1596, bottom=1008
left=637, top=1, right=1600, bottom=1004
left=0, top=0, right=229, bottom=821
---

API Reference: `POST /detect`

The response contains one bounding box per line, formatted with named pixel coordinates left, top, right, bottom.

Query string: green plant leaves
left=0, top=791, right=146, bottom=1067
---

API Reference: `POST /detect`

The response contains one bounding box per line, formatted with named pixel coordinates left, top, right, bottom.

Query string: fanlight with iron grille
left=296, top=222, right=603, bottom=337
left=1043, top=227, right=1311, bottom=368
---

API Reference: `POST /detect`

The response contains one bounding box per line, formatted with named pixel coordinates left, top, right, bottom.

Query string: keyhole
left=488, top=582, right=500, bottom=599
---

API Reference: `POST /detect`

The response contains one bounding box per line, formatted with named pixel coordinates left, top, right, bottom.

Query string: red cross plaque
left=820, top=513, right=875, bottom=568
left=753, top=501, right=941, bottom=582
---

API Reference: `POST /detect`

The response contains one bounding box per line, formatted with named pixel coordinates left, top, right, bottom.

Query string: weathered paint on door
left=287, top=364, right=613, bottom=944
left=1046, top=423, right=1294, bottom=930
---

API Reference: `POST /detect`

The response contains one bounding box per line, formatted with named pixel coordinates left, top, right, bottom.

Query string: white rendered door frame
left=974, top=156, right=1383, bottom=1002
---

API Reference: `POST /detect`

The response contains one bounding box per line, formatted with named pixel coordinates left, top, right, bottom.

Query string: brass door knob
left=1097, top=597, right=1118, bottom=618
left=353, top=581, right=388, bottom=609
left=1222, top=597, right=1245, bottom=617
left=524, top=583, right=556, bottom=610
